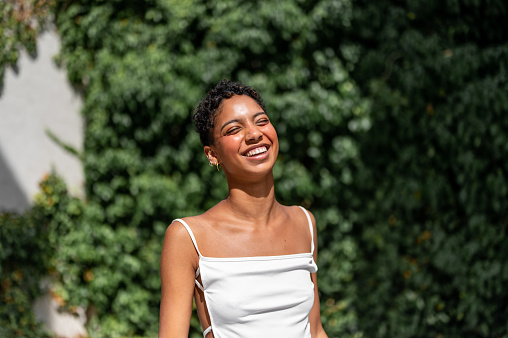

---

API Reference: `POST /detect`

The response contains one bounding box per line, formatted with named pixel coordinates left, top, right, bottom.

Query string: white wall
left=0, top=27, right=84, bottom=212
left=0, top=27, right=87, bottom=337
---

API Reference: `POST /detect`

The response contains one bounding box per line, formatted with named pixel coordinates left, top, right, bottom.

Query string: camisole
left=175, top=206, right=318, bottom=338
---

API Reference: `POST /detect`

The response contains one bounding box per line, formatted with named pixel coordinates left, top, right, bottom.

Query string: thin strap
left=203, top=326, right=212, bottom=337
left=298, top=206, right=315, bottom=254
left=195, top=279, right=204, bottom=292
left=194, top=267, right=205, bottom=291
left=173, top=219, right=203, bottom=257
left=174, top=219, right=205, bottom=291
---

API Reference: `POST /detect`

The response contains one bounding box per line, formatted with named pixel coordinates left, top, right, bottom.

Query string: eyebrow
left=220, top=112, right=267, bottom=132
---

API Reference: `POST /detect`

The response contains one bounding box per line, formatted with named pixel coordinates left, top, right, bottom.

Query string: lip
left=241, top=144, right=271, bottom=158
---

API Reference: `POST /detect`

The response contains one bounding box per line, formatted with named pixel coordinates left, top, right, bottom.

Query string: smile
left=244, top=146, right=268, bottom=157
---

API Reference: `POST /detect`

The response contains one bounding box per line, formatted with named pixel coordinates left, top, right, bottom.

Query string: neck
left=222, top=171, right=280, bottom=225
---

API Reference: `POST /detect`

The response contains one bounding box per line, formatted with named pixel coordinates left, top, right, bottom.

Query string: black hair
left=193, top=79, right=266, bottom=146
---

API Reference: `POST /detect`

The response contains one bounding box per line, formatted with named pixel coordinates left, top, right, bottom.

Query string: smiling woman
left=205, top=94, right=278, bottom=180
left=159, top=80, right=328, bottom=338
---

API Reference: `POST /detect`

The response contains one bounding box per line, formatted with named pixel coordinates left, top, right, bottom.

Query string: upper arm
left=159, top=220, right=198, bottom=338
left=307, top=211, right=329, bottom=338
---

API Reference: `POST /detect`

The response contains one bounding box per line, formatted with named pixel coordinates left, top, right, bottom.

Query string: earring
left=208, top=158, right=221, bottom=171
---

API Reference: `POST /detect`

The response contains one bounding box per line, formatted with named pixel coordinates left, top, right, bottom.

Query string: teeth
left=246, top=146, right=267, bottom=157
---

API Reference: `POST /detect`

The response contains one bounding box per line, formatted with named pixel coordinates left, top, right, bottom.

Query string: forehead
left=217, top=95, right=264, bottom=120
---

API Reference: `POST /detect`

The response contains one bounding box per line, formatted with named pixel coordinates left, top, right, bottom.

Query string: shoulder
left=165, top=218, right=191, bottom=241
left=293, top=205, right=317, bottom=240
left=282, top=205, right=317, bottom=239
left=162, top=216, right=204, bottom=269
left=165, top=215, right=205, bottom=244
left=165, top=213, right=216, bottom=248
left=286, top=205, right=316, bottom=226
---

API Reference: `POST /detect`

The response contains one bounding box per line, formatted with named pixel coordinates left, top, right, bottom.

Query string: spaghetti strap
left=298, top=206, right=315, bottom=254
left=173, top=219, right=205, bottom=292
left=173, top=219, right=203, bottom=257
left=203, top=326, right=212, bottom=337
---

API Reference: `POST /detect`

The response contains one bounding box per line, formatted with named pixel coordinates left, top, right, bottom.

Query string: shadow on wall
left=0, top=148, right=29, bottom=213
left=0, top=28, right=84, bottom=215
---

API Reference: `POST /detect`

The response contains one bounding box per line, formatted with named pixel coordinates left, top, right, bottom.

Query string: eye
left=256, top=118, right=269, bottom=125
left=225, top=127, right=241, bottom=135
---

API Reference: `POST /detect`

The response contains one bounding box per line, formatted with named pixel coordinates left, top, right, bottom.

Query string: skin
left=159, top=95, right=328, bottom=338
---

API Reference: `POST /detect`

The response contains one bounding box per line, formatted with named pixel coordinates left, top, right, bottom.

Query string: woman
left=159, top=80, right=328, bottom=338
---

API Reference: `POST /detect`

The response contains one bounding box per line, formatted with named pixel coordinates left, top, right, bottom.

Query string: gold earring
left=216, top=163, right=221, bottom=171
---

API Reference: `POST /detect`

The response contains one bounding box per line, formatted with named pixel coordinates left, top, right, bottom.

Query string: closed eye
left=225, top=127, right=241, bottom=135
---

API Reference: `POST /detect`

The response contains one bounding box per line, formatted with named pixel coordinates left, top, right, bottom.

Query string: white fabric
left=175, top=206, right=317, bottom=338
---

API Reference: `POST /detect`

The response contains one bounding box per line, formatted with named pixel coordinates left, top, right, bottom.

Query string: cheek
left=263, top=125, right=278, bottom=145
left=217, top=135, right=243, bottom=154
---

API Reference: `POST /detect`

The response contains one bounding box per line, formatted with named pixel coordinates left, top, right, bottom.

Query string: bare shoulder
left=280, top=204, right=317, bottom=237
left=164, top=217, right=192, bottom=244
left=284, top=205, right=316, bottom=226
left=289, top=205, right=318, bottom=240
left=164, top=213, right=214, bottom=246
left=161, top=216, right=205, bottom=269
left=300, top=206, right=317, bottom=233
left=304, top=207, right=317, bottom=226
left=168, top=212, right=212, bottom=230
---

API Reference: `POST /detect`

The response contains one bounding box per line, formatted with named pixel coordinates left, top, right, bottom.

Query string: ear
left=204, top=146, right=219, bottom=165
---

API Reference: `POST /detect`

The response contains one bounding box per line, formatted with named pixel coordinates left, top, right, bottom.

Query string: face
left=205, top=95, right=279, bottom=178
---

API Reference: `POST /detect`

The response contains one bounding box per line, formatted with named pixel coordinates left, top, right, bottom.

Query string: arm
left=159, top=221, right=198, bottom=338
left=308, top=212, right=329, bottom=338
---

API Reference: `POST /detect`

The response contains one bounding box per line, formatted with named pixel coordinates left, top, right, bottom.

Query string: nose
left=245, top=124, right=262, bottom=142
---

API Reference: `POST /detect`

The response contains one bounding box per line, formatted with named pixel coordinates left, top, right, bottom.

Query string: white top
left=175, top=206, right=318, bottom=338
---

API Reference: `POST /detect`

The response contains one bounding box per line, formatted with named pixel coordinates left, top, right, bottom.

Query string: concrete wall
left=0, top=28, right=87, bottom=337
left=0, top=27, right=84, bottom=213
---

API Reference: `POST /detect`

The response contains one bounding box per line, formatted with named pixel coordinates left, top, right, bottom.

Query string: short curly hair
left=193, top=79, right=266, bottom=146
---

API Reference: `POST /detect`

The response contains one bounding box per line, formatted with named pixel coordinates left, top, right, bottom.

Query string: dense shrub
left=0, top=175, right=67, bottom=338
left=0, top=211, right=49, bottom=337
left=344, top=0, right=508, bottom=336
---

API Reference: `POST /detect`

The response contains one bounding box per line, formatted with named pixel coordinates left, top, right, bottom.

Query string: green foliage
left=0, top=180, right=56, bottom=338
left=341, top=0, right=508, bottom=336
left=50, top=0, right=365, bottom=336
left=0, top=0, right=54, bottom=88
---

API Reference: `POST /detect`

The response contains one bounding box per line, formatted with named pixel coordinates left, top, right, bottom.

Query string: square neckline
left=198, top=251, right=314, bottom=262
left=174, top=206, right=315, bottom=261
